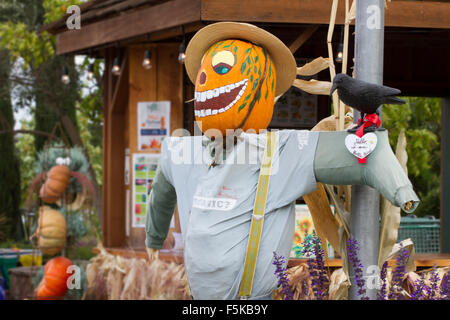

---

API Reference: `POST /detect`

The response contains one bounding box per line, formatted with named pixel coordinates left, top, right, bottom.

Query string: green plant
left=383, top=97, right=441, bottom=217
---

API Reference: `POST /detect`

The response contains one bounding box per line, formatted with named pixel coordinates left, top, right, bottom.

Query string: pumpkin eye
left=212, top=50, right=235, bottom=75
left=214, top=63, right=232, bottom=75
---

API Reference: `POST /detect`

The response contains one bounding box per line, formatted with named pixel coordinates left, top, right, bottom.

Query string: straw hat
left=185, top=22, right=296, bottom=96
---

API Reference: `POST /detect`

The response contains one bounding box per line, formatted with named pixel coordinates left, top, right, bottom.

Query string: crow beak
left=330, top=83, right=337, bottom=96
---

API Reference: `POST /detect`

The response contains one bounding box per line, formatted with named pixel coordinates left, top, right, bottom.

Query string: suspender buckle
left=240, top=296, right=249, bottom=300
left=251, top=214, right=264, bottom=221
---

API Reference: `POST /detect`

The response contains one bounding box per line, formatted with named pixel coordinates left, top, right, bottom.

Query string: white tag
left=345, top=133, right=377, bottom=159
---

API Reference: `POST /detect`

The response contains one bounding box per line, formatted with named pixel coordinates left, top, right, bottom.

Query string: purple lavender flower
left=440, top=270, right=450, bottom=300
left=388, top=246, right=409, bottom=300
left=312, top=234, right=329, bottom=300
left=301, top=232, right=329, bottom=300
left=272, top=251, right=294, bottom=300
left=427, top=264, right=440, bottom=300
left=377, top=261, right=388, bottom=300
left=410, top=273, right=427, bottom=300
left=346, top=237, right=368, bottom=300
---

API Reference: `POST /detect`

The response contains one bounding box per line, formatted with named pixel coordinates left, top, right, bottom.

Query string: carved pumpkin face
left=194, top=39, right=277, bottom=136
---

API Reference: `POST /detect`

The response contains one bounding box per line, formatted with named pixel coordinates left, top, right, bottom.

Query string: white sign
left=345, top=133, right=378, bottom=160
left=137, top=101, right=170, bottom=152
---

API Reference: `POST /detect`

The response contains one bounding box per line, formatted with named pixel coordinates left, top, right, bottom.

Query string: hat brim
left=185, top=22, right=296, bottom=96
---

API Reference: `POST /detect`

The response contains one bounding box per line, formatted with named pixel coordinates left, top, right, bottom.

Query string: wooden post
left=102, top=48, right=128, bottom=247
left=442, top=98, right=450, bottom=253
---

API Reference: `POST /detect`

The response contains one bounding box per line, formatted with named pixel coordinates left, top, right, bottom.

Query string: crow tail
left=384, top=96, right=406, bottom=105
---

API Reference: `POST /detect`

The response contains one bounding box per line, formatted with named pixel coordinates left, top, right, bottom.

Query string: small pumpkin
left=37, top=256, right=72, bottom=300
left=194, top=39, right=277, bottom=136
left=33, top=206, right=67, bottom=255
left=40, top=165, right=71, bottom=203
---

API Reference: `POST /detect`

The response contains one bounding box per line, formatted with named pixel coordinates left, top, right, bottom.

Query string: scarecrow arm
left=313, top=130, right=419, bottom=213
left=145, top=165, right=177, bottom=249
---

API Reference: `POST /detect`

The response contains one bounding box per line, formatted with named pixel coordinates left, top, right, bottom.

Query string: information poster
left=137, top=101, right=171, bottom=152
left=132, top=154, right=159, bottom=227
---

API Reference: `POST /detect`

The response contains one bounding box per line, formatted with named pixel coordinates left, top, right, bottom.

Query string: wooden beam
left=56, top=0, right=201, bottom=55
left=102, top=48, right=111, bottom=244
left=201, top=0, right=450, bottom=29
left=289, top=25, right=319, bottom=54
left=442, top=98, right=450, bottom=253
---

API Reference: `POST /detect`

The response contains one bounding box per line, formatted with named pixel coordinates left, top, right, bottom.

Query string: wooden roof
left=43, top=0, right=450, bottom=55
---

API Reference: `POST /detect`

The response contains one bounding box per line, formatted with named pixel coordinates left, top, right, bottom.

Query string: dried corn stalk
left=84, top=244, right=190, bottom=300
left=273, top=263, right=318, bottom=300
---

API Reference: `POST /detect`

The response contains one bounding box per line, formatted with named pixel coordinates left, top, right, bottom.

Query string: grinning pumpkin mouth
left=194, top=79, right=248, bottom=117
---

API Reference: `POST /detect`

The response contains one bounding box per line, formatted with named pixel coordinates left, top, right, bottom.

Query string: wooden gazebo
left=43, top=0, right=450, bottom=265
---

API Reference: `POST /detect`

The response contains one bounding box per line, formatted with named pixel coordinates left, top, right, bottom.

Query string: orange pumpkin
left=194, top=39, right=276, bottom=136
left=39, top=165, right=71, bottom=203
left=37, top=256, right=72, bottom=300
left=33, top=206, right=67, bottom=255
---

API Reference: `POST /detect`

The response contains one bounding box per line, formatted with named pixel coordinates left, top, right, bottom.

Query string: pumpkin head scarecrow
left=145, top=22, right=419, bottom=300
left=185, top=22, right=296, bottom=136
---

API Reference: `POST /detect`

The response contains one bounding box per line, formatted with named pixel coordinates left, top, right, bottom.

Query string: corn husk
left=329, top=268, right=351, bottom=300
left=293, top=79, right=332, bottom=96
left=296, top=57, right=329, bottom=76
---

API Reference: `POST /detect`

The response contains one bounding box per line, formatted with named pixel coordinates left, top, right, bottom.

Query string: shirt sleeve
left=145, top=160, right=177, bottom=249
left=313, top=130, right=420, bottom=213
left=266, top=130, right=319, bottom=210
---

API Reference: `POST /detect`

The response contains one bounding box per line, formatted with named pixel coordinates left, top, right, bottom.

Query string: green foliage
left=0, top=49, right=21, bottom=239
left=33, top=54, right=80, bottom=152
left=15, top=118, right=36, bottom=205
left=0, top=22, right=54, bottom=69
left=77, top=110, right=103, bottom=185
left=0, top=239, right=33, bottom=249
left=383, top=97, right=441, bottom=217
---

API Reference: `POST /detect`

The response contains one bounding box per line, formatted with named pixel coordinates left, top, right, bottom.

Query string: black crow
left=330, top=73, right=406, bottom=132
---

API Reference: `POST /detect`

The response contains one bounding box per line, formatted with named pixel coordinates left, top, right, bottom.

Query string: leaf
left=240, top=61, right=247, bottom=74
left=238, top=103, right=247, bottom=112
left=264, top=88, right=269, bottom=100
left=252, top=78, right=259, bottom=90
